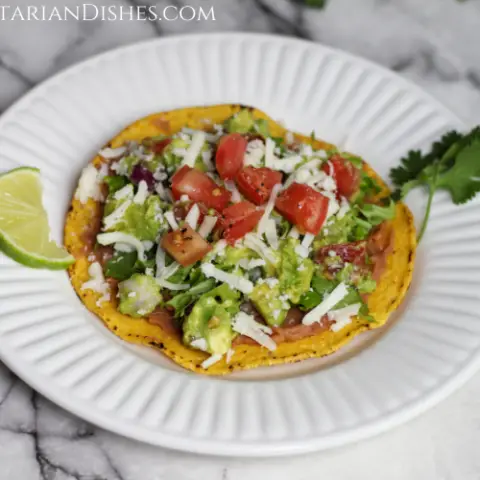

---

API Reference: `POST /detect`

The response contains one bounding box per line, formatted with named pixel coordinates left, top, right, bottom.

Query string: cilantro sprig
left=390, top=127, right=480, bottom=242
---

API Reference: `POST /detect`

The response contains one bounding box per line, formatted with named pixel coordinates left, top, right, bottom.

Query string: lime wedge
left=0, top=167, right=75, bottom=270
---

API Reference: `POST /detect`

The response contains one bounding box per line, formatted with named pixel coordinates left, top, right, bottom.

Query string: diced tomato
left=171, top=166, right=231, bottom=212
left=315, top=241, right=367, bottom=265
left=223, top=201, right=258, bottom=220
left=215, top=133, right=248, bottom=180
left=322, top=154, right=361, bottom=198
left=222, top=201, right=264, bottom=244
left=275, top=183, right=329, bottom=235
left=151, top=138, right=172, bottom=154
left=161, top=225, right=212, bottom=267
left=235, top=166, right=283, bottom=205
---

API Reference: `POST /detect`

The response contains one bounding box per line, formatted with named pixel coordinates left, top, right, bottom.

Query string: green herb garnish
left=390, top=127, right=480, bottom=242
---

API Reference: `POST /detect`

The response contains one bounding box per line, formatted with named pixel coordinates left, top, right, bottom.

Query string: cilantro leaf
left=389, top=127, right=480, bottom=242
left=436, top=139, right=480, bottom=204
left=390, top=130, right=463, bottom=190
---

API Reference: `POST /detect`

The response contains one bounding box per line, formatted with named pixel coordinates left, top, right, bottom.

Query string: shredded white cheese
left=164, top=211, right=179, bottom=230
left=264, top=218, right=279, bottom=250
left=257, top=183, right=282, bottom=235
left=305, top=171, right=327, bottom=188
left=142, top=240, right=153, bottom=251
left=248, top=258, right=266, bottom=269
left=337, top=197, right=351, bottom=219
left=201, top=149, right=215, bottom=171
left=288, top=226, right=300, bottom=239
left=243, top=233, right=277, bottom=265
left=81, top=262, right=110, bottom=305
left=191, top=338, right=208, bottom=352
left=114, top=185, right=133, bottom=201
left=145, top=267, right=154, bottom=277
left=198, top=216, right=217, bottom=238
left=103, top=199, right=132, bottom=231
left=270, top=154, right=303, bottom=173
left=182, top=128, right=219, bottom=144
left=75, top=165, right=103, bottom=204
left=182, top=131, right=206, bottom=168
left=201, top=353, right=223, bottom=369
left=321, top=175, right=337, bottom=192
left=158, top=261, right=180, bottom=281
left=155, top=245, right=166, bottom=278
left=284, top=159, right=321, bottom=188
left=114, top=243, right=134, bottom=253
left=244, top=139, right=265, bottom=167
left=201, top=263, right=254, bottom=294
left=295, top=245, right=310, bottom=259
left=133, top=180, right=149, bottom=205
left=301, top=144, right=314, bottom=157
left=156, top=279, right=190, bottom=290
left=97, top=232, right=146, bottom=262
left=232, top=312, right=276, bottom=351
left=226, top=348, right=235, bottom=363
left=224, top=180, right=242, bottom=203
left=323, top=191, right=340, bottom=219
left=98, top=146, right=126, bottom=159
left=302, top=282, right=349, bottom=326
left=212, top=239, right=227, bottom=257
left=185, top=204, right=201, bottom=230
left=301, top=233, right=315, bottom=249
left=238, top=258, right=267, bottom=270
left=329, top=303, right=361, bottom=332
left=264, top=137, right=277, bottom=168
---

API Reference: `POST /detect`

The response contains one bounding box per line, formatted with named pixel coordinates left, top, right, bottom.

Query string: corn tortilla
left=65, top=105, right=416, bottom=375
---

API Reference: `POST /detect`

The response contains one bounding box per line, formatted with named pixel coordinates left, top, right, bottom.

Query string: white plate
left=0, top=33, right=478, bottom=457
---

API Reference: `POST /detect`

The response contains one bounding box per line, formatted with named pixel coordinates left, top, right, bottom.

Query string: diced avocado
left=279, top=238, right=315, bottom=303
left=253, top=118, right=270, bottom=137
left=104, top=193, right=166, bottom=242
left=249, top=282, right=288, bottom=327
left=118, top=273, right=162, bottom=318
left=202, top=283, right=241, bottom=316
left=335, top=263, right=377, bottom=294
left=183, top=295, right=235, bottom=355
left=217, top=246, right=257, bottom=269
left=225, top=109, right=255, bottom=134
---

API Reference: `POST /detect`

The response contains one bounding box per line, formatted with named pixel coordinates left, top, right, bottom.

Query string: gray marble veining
left=1, top=1, right=480, bottom=478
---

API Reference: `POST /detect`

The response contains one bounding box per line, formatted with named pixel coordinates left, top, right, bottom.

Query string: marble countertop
left=1, top=0, right=480, bottom=478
